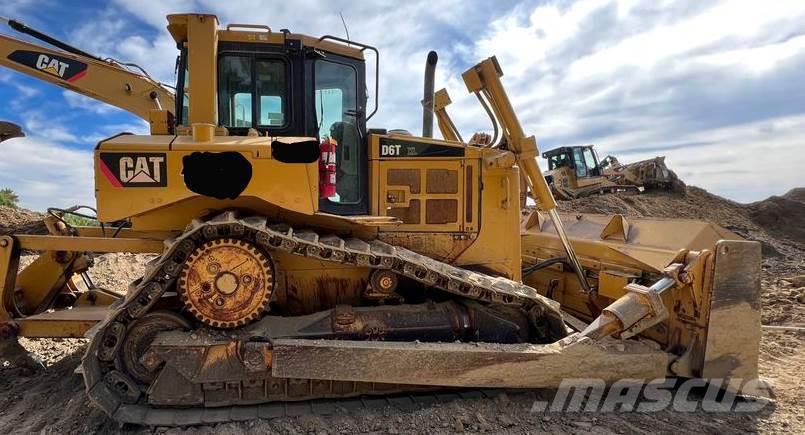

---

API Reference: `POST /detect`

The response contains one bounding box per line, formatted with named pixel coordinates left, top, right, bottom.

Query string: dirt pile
left=0, top=206, right=46, bottom=235
left=782, top=187, right=805, bottom=202
left=557, top=185, right=805, bottom=245
left=747, top=188, right=805, bottom=245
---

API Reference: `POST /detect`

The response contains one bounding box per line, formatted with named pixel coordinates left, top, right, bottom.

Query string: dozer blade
left=607, top=156, right=685, bottom=191
left=272, top=337, right=668, bottom=388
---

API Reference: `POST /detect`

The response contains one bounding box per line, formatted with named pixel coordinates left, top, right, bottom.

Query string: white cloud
left=19, top=111, right=79, bottom=143
left=0, top=70, right=40, bottom=104
left=459, top=0, right=805, bottom=201
left=62, top=91, right=121, bottom=115
left=2, top=0, right=804, bottom=208
left=607, top=114, right=805, bottom=202
left=0, top=136, right=94, bottom=211
left=78, top=120, right=150, bottom=144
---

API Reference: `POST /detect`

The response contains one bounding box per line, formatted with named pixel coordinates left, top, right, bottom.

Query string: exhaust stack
left=422, top=51, right=438, bottom=137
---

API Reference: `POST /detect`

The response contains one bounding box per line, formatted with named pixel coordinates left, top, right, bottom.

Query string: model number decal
left=379, top=138, right=464, bottom=158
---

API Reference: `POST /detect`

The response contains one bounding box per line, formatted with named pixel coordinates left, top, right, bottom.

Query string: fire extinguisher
left=319, top=136, right=337, bottom=198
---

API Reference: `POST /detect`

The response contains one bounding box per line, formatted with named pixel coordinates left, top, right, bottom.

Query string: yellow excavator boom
left=0, top=18, right=175, bottom=130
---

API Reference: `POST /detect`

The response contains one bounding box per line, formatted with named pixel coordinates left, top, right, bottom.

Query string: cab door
left=574, top=147, right=608, bottom=188
left=313, top=56, right=369, bottom=215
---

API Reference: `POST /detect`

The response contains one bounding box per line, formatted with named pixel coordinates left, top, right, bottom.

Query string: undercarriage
left=80, top=211, right=569, bottom=424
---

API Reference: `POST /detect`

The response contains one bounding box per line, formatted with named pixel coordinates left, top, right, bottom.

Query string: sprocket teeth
left=177, top=236, right=274, bottom=329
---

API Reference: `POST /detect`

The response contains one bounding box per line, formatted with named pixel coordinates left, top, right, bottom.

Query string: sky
left=1, top=0, right=804, bottom=211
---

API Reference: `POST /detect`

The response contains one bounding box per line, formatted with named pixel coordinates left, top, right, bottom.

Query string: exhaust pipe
left=422, top=51, right=438, bottom=137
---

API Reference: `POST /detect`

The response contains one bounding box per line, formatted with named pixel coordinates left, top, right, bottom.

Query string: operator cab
left=173, top=26, right=376, bottom=216
left=543, top=145, right=602, bottom=178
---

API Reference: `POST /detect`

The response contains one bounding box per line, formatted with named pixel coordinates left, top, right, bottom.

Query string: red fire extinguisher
left=319, top=136, right=337, bottom=198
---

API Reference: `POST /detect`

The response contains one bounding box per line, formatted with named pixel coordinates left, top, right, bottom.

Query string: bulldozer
left=0, top=14, right=762, bottom=425
left=542, top=144, right=684, bottom=199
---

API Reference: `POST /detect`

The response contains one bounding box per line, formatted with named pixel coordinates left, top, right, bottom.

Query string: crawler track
left=82, top=211, right=564, bottom=425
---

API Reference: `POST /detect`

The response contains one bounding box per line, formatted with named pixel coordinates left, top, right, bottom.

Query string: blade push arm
left=0, top=19, right=175, bottom=123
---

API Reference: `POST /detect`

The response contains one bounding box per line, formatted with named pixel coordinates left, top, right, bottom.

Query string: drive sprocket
left=177, top=238, right=274, bottom=328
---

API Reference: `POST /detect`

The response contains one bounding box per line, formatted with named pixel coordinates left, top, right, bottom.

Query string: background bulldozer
left=542, top=144, right=684, bottom=199
left=0, top=14, right=762, bottom=426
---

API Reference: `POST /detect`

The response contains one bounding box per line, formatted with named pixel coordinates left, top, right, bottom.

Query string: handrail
left=318, top=34, right=380, bottom=120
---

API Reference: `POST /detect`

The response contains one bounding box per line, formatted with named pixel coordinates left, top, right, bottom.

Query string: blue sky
left=2, top=0, right=805, bottom=211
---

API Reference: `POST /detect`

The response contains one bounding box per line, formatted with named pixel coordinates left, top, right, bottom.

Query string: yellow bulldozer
left=542, top=145, right=685, bottom=199
left=0, top=14, right=762, bottom=425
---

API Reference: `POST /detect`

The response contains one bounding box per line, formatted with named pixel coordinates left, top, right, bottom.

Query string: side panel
left=454, top=165, right=522, bottom=280
left=95, top=135, right=319, bottom=226
left=373, top=135, right=469, bottom=233
left=370, top=135, right=520, bottom=279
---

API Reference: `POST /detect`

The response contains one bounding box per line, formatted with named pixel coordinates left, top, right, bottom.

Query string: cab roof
left=542, top=145, right=594, bottom=159
left=166, top=13, right=365, bottom=60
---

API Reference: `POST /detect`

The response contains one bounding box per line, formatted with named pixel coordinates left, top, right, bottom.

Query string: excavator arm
left=0, top=18, right=175, bottom=130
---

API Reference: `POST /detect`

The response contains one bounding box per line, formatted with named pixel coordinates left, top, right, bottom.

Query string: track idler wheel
left=177, top=238, right=275, bottom=328
left=115, top=311, right=190, bottom=384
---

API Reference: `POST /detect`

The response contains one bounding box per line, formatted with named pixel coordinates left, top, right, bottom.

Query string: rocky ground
left=0, top=187, right=803, bottom=434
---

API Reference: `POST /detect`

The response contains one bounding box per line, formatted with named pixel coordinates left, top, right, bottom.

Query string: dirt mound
left=748, top=193, right=805, bottom=244
left=556, top=186, right=750, bottom=226
left=782, top=187, right=805, bottom=203
left=557, top=186, right=805, bottom=251
left=0, top=206, right=46, bottom=235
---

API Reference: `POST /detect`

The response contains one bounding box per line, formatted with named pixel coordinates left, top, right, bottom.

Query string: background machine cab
left=544, top=145, right=603, bottom=180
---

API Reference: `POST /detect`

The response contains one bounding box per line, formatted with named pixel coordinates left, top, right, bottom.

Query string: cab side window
left=548, top=153, right=571, bottom=170
left=218, top=55, right=287, bottom=129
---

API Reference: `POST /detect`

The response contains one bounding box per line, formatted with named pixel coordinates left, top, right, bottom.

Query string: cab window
left=315, top=61, right=360, bottom=204
left=548, top=153, right=571, bottom=170
left=256, top=60, right=286, bottom=126
left=218, top=55, right=287, bottom=129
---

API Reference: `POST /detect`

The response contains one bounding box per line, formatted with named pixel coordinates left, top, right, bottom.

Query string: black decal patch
left=100, top=153, right=167, bottom=187
left=272, top=139, right=319, bottom=163
left=379, top=138, right=464, bottom=158
left=7, top=50, right=88, bottom=82
left=183, top=152, right=252, bottom=199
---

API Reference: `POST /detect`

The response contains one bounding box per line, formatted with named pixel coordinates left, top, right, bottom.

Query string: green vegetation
left=0, top=188, right=19, bottom=208
left=62, top=213, right=100, bottom=227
